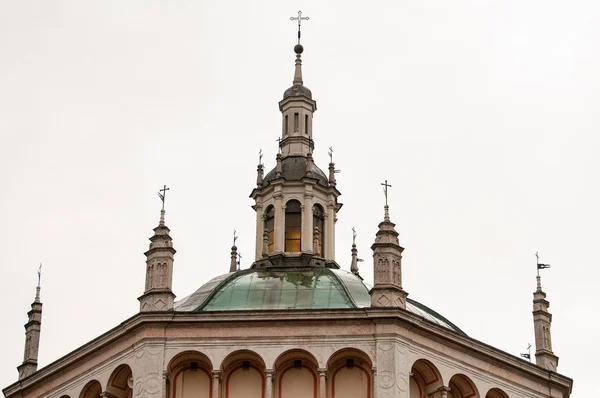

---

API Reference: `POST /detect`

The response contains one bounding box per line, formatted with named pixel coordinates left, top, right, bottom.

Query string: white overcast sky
left=1, top=1, right=598, bottom=396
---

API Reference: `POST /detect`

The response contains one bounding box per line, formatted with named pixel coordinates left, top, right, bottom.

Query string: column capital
left=212, top=370, right=222, bottom=378
left=318, top=368, right=327, bottom=377
left=265, top=369, right=275, bottom=377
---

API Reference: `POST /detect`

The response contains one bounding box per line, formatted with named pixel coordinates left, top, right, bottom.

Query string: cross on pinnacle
left=37, top=263, right=42, bottom=288
left=259, top=149, right=263, bottom=165
left=290, top=10, right=309, bottom=45
left=352, top=227, right=357, bottom=245
left=328, top=147, right=334, bottom=163
left=381, top=180, right=392, bottom=207
left=233, top=229, right=238, bottom=247
left=158, top=185, right=170, bottom=211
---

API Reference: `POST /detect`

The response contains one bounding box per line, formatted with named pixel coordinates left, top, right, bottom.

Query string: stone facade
left=3, top=310, right=572, bottom=398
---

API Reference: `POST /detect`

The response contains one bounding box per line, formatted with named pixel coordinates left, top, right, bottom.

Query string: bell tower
left=249, top=14, right=342, bottom=269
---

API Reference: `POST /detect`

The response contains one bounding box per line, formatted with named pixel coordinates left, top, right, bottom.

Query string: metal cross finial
left=259, top=149, right=263, bottom=165
left=158, top=185, right=170, bottom=211
left=37, top=263, right=42, bottom=288
left=290, top=10, right=309, bottom=45
left=276, top=137, right=282, bottom=154
left=536, top=251, right=551, bottom=276
left=381, top=180, right=392, bottom=206
left=328, top=147, right=334, bottom=163
left=233, top=229, right=238, bottom=246
left=237, top=251, right=242, bottom=268
left=352, top=227, right=357, bottom=245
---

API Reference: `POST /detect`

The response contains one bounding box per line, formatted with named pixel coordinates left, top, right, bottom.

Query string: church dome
left=174, top=268, right=466, bottom=336
left=263, top=156, right=329, bottom=187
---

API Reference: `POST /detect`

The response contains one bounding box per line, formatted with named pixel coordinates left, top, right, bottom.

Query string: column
left=302, top=192, right=314, bottom=252
left=265, top=370, right=274, bottom=398
left=212, top=371, right=221, bottom=398
left=274, top=192, right=284, bottom=253
left=255, top=203, right=264, bottom=260
left=318, top=369, right=327, bottom=398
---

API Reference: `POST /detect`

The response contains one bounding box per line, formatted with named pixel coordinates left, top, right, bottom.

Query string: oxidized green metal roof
left=174, top=268, right=466, bottom=336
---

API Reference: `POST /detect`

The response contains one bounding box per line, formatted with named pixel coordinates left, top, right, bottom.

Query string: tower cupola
left=249, top=14, right=342, bottom=269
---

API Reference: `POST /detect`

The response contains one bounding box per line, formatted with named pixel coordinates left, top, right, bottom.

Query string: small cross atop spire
left=276, top=137, right=282, bottom=154
left=259, top=149, right=263, bottom=165
left=233, top=229, right=238, bottom=247
left=37, top=263, right=42, bottom=289
left=352, top=227, right=357, bottom=245
left=290, top=10, right=309, bottom=45
left=158, top=185, right=170, bottom=211
left=381, top=180, right=392, bottom=207
left=328, top=147, right=334, bottom=163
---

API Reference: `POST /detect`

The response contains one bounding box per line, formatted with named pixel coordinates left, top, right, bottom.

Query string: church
left=3, top=17, right=573, bottom=398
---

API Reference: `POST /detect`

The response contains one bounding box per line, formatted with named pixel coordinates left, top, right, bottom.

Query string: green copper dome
left=175, top=268, right=466, bottom=336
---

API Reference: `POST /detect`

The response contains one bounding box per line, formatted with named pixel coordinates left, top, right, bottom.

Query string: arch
left=106, top=364, right=133, bottom=398
left=168, top=351, right=213, bottom=398
left=485, top=388, right=509, bottom=398
left=285, top=199, right=302, bottom=252
left=312, top=204, right=325, bottom=257
left=79, top=380, right=102, bottom=398
left=60, top=396, right=71, bottom=398
left=327, top=348, right=372, bottom=398
left=410, top=359, right=443, bottom=397
left=221, top=350, right=266, bottom=398
left=448, top=374, right=479, bottom=398
left=264, top=205, right=275, bottom=254
left=274, top=349, right=319, bottom=398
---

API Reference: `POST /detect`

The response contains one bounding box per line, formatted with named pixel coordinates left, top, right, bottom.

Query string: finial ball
left=294, top=44, right=304, bottom=54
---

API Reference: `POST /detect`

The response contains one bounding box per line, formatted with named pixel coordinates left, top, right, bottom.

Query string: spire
left=350, top=228, right=362, bottom=276
left=17, top=265, right=43, bottom=380
left=532, top=253, right=559, bottom=371
left=328, top=147, right=337, bottom=186
left=257, top=149, right=264, bottom=187
left=230, top=245, right=238, bottom=272
left=279, top=12, right=316, bottom=158
left=139, top=187, right=176, bottom=312
left=290, top=10, right=309, bottom=87
left=230, top=230, right=239, bottom=272
left=370, top=181, right=408, bottom=308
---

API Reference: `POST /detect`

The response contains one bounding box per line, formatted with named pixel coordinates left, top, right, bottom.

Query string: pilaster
left=273, top=190, right=284, bottom=253
left=255, top=202, right=264, bottom=261
left=302, top=191, right=314, bottom=253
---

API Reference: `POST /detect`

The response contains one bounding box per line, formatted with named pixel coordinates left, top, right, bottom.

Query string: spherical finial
left=294, top=44, right=304, bottom=54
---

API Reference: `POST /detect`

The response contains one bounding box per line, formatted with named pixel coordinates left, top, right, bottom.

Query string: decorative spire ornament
left=256, top=149, right=264, bottom=187
left=17, top=265, right=44, bottom=380
left=532, top=252, right=559, bottom=370
left=139, top=187, right=176, bottom=312
left=350, top=227, right=363, bottom=276
left=370, top=180, right=407, bottom=308
left=230, top=230, right=239, bottom=272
